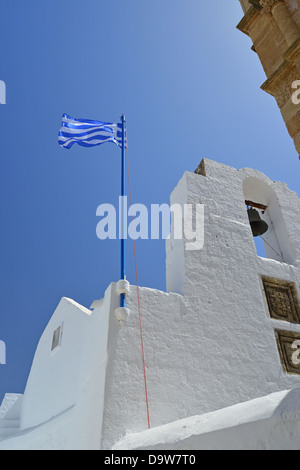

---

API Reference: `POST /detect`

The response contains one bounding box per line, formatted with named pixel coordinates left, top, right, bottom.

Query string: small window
left=51, top=325, right=62, bottom=351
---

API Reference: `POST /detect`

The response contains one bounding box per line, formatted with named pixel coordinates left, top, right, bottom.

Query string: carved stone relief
left=262, top=276, right=300, bottom=324
left=260, top=0, right=284, bottom=11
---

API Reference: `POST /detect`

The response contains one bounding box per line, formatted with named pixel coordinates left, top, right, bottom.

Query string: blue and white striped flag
left=58, top=114, right=127, bottom=150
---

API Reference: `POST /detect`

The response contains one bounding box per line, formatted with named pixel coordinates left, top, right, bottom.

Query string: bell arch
left=243, top=176, right=296, bottom=265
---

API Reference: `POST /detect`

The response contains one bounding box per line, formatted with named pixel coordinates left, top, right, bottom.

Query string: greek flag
left=58, top=114, right=126, bottom=150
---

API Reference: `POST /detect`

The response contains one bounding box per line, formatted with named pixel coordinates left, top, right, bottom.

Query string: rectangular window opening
left=51, top=325, right=63, bottom=351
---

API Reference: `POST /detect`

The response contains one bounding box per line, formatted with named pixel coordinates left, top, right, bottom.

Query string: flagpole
left=120, top=113, right=126, bottom=307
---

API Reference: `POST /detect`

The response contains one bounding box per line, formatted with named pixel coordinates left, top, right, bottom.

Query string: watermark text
left=96, top=198, right=205, bottom=251
left=292, top=80, right=300, bottom=105
left=291, top=340, right=300, bottom=366
left=0, top=341, right=6, bottom=365
left=0, top=80, right=6, bottom=104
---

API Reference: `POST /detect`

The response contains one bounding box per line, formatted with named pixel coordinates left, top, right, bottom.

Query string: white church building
left=1, top=158, right=300, bottom=450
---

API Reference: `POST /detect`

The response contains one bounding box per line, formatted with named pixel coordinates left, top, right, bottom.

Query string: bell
left=247, top=208, right=268, bottom=237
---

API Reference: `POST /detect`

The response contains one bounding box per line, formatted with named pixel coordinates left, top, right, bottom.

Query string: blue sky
left=0, top=0, right=299, bottom=404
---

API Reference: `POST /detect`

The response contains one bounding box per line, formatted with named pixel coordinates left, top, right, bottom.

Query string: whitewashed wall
left=101, top=159, right=300, bottom=449
left=1, top=159, right=300, bottom=450
left=0, top=287, right=113, bottom=450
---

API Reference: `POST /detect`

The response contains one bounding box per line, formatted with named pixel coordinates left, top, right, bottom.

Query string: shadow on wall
left=273, top=387, right=300, bottom=419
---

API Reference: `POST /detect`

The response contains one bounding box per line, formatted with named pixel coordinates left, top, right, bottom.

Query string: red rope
left=125, top=139, right=151, bottom=430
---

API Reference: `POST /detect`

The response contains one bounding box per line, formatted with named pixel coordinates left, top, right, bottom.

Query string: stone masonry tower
left=237, top=0, right=300, bottom=158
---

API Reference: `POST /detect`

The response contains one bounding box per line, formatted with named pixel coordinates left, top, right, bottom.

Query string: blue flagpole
left=120, top=113, right=126, bottom=307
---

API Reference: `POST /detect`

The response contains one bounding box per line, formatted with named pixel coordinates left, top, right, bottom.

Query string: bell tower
left=237, top=0, right=300, bottom=159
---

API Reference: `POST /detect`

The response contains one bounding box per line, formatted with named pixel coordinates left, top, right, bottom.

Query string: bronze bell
left=247, top=208, right=268, bottom=237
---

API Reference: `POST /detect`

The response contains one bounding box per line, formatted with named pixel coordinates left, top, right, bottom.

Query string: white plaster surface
left=0, top=288, right=113, bottom=449
left=113, top=388, right=300, bottom=450
left=0, top=159, right=300, bottom=450
left=101, top=159, right=300, bottom=449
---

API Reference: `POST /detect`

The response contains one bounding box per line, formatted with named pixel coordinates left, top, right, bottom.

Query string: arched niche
left=243, top=176, right=296, bottom=265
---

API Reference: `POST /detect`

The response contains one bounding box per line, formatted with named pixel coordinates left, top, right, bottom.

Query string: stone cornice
left=260, top=38, right=300, bottom=95
left=261, top=59, right=294, bottom=94
left=236, top=5, right=261, bottom=35
left=284, top=37, right=300, bottom=62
